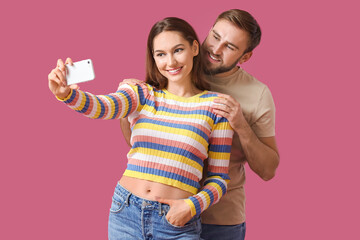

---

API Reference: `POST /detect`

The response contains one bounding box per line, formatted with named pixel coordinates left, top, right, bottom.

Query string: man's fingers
left=214, top=97, right=241, bottom=114
left=212, top=102, right=231, bottom=113
left=123, top=78, right=143, bottom=85
left=216, top=93, right=237, bottom=103
left=213, top=109, right=229, bottom=118
left=214, top=97, right=235, bottom=106
left=118, top=79, right=143, bottom=90
left=216, top=93, right=231, bottom=99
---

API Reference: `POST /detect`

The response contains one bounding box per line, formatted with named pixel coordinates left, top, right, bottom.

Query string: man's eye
left=226, top=45, right=234, bottom=51
left=213, top=35, right=220, bottom=40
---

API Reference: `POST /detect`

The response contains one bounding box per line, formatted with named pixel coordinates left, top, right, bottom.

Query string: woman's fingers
left=48, top=69, right=61, bottom=84
left=57, top=59, right=66, bottom=72
left=48, top=71, right=63, bottom=95
left=48, top=59, right=72, bottom=99
left=58, top=57, right=73, bottom=75
left=48, top=72, right=61, bottom=86
left=69, top=84, right=80, bottom=90
left=54, top=68, right=68, bottom=87
left=65, top=57, right=73, bottom=65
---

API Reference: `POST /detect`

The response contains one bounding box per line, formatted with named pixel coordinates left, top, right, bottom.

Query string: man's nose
left=212, top=43, right=222, bottom=55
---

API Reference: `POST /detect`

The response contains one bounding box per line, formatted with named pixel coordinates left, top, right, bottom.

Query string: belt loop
left=125, top=192, right=131, bottom=206
left=158, top=202, right=162, bottom=216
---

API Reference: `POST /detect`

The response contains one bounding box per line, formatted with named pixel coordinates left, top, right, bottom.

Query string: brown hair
left=145, top=17, right=209, bottom=90
left=215, top=9, right=262, bottom=54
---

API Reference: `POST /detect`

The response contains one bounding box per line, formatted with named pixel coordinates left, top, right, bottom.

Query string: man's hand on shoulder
left=212, top=93, right=246, bottom=132
left=212, top=93, right=279, bottom=181
left=118, top=78, right=144, bottom=89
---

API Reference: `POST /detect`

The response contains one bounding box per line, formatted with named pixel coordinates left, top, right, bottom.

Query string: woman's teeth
left=168, top=67, right=182, bottom=73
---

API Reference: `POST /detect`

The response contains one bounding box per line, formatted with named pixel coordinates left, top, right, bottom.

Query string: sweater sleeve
left=184, top=116, right=233, bottom=217
left=58, top=83, right=148, bottom=119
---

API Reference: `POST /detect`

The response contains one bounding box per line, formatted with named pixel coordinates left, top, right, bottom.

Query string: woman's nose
left=168, top=55, right=177, bottom=67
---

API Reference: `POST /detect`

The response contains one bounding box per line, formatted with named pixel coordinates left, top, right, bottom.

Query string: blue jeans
left=200, top=223, right=246, bottom=240
left=108, top=183, right=201, bottom=240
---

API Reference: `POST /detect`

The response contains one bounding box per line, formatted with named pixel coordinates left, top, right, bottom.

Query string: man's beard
left=203, top=58, right=240, bottom=75
left=203, top=54, right=242, bottom=76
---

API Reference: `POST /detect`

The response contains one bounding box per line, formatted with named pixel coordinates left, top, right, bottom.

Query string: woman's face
left=153, top=31, right=198, bottom=86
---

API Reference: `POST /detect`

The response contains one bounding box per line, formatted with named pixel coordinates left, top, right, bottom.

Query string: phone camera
left=88, top=61, right=90, bottom=64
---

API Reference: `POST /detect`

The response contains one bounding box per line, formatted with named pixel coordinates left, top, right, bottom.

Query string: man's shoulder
left=237, top=68, right=268, bottom=89
left=215, top=68, right=270, bottom=97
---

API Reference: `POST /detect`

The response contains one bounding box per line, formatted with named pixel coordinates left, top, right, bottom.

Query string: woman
left=48, top=17, right=233, bottom=240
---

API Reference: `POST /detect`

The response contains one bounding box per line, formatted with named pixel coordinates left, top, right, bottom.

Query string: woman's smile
left=153, top=31, right=198, bottom=86
left=167, top=66, right=183, bottom=75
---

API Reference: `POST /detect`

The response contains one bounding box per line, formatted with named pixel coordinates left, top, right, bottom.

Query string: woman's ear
left=192, top=40, right=199, bottom=56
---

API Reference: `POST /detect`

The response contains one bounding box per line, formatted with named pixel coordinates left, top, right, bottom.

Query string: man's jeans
left=201, top=222, right=246, bottom=240
left=108, top=183, right=201, bottom=240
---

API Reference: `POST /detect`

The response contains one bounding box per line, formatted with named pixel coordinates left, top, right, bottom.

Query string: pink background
left=1, top=0, right=359, bottom=239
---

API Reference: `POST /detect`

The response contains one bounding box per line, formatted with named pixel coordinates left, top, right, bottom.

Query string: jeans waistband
left=114, top=182, right=170, bottom=212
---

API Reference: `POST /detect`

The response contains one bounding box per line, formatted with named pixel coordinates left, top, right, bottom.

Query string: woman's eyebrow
left=154, top=44, right=185, bottom=53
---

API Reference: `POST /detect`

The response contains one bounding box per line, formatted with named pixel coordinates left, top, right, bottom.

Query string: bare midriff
left=119, top=176, right=193, bottom=200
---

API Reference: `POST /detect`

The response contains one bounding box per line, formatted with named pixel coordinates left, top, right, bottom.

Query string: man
left=120, top=9, right=279, bottom=240
left=198, top=9, right=279, bottom=240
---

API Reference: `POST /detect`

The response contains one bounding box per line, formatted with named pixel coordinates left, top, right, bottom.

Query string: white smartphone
left=66, top=59, right=95, bottom=85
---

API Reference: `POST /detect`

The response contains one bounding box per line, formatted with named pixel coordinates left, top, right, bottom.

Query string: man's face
left=202, top=19, right=251, bottom=77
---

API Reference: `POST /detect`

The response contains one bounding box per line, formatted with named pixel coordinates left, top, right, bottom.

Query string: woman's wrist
left=56, top=89, right=72, bottom=101
left=184, top=198, right=198, bottom=217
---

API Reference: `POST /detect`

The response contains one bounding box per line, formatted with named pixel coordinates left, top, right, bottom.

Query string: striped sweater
left=59, top=83, right=233, bottom=217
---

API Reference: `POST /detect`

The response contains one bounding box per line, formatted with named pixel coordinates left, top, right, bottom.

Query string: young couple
left=48, top=9, right=279, bottom=240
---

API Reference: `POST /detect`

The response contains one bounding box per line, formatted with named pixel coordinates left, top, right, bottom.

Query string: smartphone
left=66, top=59, right=95, bottom=85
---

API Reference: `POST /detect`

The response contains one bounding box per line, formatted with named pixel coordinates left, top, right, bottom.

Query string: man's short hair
left=215, top=9, right=262, bottom=54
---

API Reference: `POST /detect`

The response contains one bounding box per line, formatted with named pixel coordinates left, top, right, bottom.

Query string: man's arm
left=212, top=94, right=279, bottom=181
left=236, top=124, right=279, bottom=181
left=120, top=118, right=132, bottom=147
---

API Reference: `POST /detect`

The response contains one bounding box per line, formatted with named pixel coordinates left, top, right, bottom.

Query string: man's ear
left=192, top=40, right=199, bottom=56
left=239, top=51, right=253, bottom=64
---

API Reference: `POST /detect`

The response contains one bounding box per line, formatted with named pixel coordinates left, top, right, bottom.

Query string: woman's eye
left=213, top=35, right=219, bottom=40
left=174, top=48, right=183, bottom=53
left=156, top=53, right=165, bottom=57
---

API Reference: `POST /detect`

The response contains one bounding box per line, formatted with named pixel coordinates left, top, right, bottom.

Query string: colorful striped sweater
left=59, top=83, right=233, bottom=217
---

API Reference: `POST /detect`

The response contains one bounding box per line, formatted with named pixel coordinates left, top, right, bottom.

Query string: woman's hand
left=48, top=58, right=79, bottom=99
left=155, top=197, right=192, bottom=227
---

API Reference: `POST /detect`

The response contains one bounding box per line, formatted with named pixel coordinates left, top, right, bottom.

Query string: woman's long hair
left=145, top=17, right=209, bottom=90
